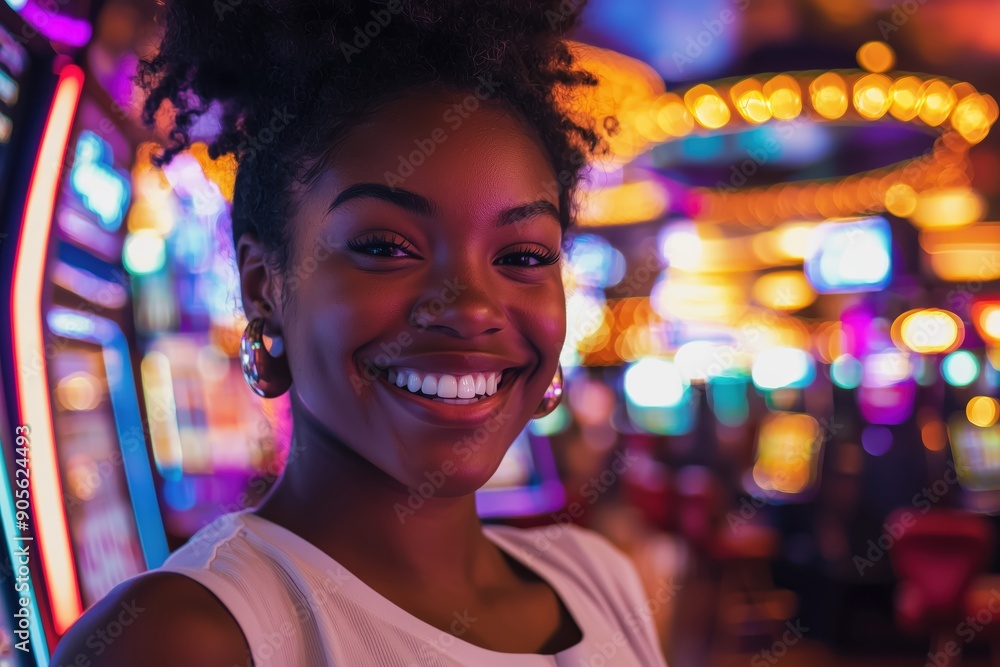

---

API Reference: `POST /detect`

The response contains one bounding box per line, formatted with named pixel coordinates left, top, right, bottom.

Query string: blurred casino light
left=830, top=354, right=863, bottom=390
left=972, top=301, right=1000, bottom=346
left=624, top=357, right=688, bottom=408
left=122, top=229, right=166, bottom=275
left=752, top=271, right=817, bottom=312
left=804, top=217, right=892, bottom=293
left=967, top=397, right=1000, bottom=429
left=942, top=350, right=980, bottom=387
left=909, top=188, right=985, bottom=230
left=751, top=347, right=816, bottom=391
left=856, top=41, right=895, bottom=73
left=566, top=234, right=626, bottom=288
left=891, top=308, right=965, bottom=355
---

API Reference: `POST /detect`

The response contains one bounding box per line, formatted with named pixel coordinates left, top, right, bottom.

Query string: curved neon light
left=11, top=64, right=84, bottom=635
left=5, top=0, right=93, bottom=47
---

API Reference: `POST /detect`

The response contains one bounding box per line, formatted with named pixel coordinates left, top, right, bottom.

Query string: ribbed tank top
left=149, top=510, right=670, bottom=666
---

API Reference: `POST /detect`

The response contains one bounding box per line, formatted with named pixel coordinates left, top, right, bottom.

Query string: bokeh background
left=0, top=0, right=999, bottom=665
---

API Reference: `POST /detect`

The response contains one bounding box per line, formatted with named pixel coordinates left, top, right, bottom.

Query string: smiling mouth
left=383, top=367, right=517, bottom=405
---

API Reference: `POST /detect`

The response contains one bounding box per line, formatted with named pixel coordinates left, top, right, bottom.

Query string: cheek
left=284, top=277, right=409, bottom=399
left=518, top=282, right=567, bottom=353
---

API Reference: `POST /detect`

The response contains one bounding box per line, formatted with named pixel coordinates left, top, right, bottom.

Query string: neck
left=254, top=392, right=503, bottom=590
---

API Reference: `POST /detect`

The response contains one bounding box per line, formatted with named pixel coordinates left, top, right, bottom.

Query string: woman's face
left=267, top=90, right=567, bottom=496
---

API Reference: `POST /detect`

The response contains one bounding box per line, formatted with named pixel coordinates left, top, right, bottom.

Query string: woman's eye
left=346, top=233, right=415, bottom=258
left=497, top=247, right=561, bottom=267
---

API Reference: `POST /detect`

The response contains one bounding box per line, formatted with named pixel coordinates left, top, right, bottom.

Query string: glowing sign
left=805, top=217, right=892, bottom=293
left=70, top=131, right=130, bottom=232
left=751, top=412, right=824, bottom=498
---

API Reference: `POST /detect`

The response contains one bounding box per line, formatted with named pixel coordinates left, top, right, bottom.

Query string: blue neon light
left=69, top=131, right=131, bottom=232
left=47, top=308, right=169, bottom=569
left=805, top=216, right=893, bottom=293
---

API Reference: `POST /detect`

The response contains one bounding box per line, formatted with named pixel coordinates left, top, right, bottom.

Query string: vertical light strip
left=11, top=64, right=84, bottom=634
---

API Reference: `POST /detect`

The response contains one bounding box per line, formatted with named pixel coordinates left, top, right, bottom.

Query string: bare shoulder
left=51, top=571, right=252, bottom=667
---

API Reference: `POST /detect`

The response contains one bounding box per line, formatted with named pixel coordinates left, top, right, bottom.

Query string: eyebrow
left=327, top=182, right=560, bottom=228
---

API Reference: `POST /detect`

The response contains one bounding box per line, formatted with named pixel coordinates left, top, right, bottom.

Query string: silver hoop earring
left=240, top=317, right=292, bottom=398
left=533, top=364, right=564, bottom=419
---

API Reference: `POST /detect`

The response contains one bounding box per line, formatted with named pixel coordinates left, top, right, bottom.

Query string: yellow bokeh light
left=889, top=76, right=923, bottom=121
left=857, top=41, right=896, bottom=73
left=685, top=84, right=731, bottom=129
left=736, top=90, right=771, bottom=124
left=577, top=180, right=669, bottom=227
left=731, top=78, right=772, bottom=124
left=854, top=74, right=893, bottom=120
left=951, top=93, right=993, bottom=144
left=967, top=397, right=1000, bottom=428
left=909, top=188, right=985, bottom=230
left=810, top=72, right=848, bottom=120
left=752, top=412, right=822, bottom=495
left=656, top=94, right=695, bottom=137
left=764, top=75, right=802, bottom=120
left=891, top=308, right=964, bottom=354
left=980, top=305, right=1000, bottom=341
left=752, top=271, right=817, bottom=312
left=883, top=183, right=917, bottom=217
left=917, top=80, right=957, bottom=127
left=55, top=372, right=102, bottom=412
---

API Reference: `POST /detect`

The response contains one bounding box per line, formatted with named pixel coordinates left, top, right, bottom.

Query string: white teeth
left=386, top=368, right=505, bottom=399
left=457, top=375, right=477, bottom=399
left=436, top=375, right=458, bottom=398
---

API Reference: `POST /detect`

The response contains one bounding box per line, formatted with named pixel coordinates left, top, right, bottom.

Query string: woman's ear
left=236, top=232, right=284, bottom=330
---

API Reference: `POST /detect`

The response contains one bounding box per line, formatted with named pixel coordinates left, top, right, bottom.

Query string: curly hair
left=137, top=0, right=610, bottom=273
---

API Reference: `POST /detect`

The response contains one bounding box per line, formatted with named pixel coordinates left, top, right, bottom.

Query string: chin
left=397, top=436, right=515, bottom=501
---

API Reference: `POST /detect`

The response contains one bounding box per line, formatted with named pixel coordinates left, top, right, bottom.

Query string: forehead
left=311, top=91, right=557, bottom=215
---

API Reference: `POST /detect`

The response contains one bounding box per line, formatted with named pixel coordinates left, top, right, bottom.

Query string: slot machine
left=0, top=6, right=73, bottom=662
left=1, top=43, right=167, bottom=657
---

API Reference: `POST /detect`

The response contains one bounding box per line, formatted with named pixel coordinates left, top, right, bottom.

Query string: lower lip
left=378, top=370, right=520, bottom=428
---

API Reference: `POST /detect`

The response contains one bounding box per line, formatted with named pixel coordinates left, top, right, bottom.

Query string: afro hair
left=137, top=0, right=610, bottom=272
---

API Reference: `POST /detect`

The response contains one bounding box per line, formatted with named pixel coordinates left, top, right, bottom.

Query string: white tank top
left=148, top=510, right=670, bottom=666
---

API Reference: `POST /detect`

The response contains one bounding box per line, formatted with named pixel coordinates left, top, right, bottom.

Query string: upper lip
left=382, top=353, right=523, bottom=375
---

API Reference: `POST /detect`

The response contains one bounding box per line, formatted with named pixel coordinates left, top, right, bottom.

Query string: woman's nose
left=409, top=265, right=507, bottom=338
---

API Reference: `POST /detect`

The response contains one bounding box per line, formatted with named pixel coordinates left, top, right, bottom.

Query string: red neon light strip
left=11, top=64, right=85, bottom=634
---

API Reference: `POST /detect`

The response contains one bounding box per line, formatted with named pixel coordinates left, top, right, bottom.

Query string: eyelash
left=496, top=245, right=561, bottom=267
left=346, top=233, right=416, bottom=258
left=346, top=235, right=560, bottom=267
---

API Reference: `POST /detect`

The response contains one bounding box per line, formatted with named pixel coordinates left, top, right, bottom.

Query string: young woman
left=53, top=1, right=668, bottom=665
